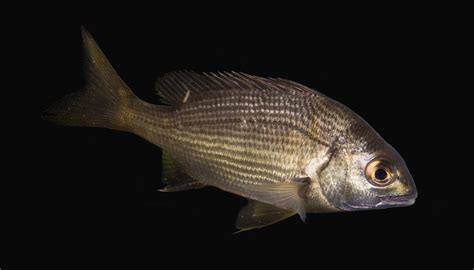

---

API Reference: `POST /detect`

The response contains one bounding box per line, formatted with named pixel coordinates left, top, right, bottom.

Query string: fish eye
left=365, top=159, right=394, bottom=186
left=375, top=168, right=388, bottom=180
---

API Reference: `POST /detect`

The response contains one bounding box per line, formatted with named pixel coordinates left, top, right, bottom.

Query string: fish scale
left=123, top=84, right=337, bottom=195
left=44, top=28, right=417, bottom=231
left=121, top=78, right=353, bottom=200
left=170, top=126, right=308, bottom=184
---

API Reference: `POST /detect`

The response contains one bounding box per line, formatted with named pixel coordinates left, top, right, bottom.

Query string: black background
left=4, top=6, right=469, bottom=268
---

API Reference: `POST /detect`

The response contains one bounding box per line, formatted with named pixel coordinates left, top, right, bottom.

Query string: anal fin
left=159, top=150, right=206, bottom=192
left=235, top=200, right=297, bottom=233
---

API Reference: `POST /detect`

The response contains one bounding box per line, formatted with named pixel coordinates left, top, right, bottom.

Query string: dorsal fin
left=155, top=71, right=318, bottom=107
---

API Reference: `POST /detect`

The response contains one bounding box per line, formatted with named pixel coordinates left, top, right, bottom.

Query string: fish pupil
left=375, top=168, right=388, bottom=180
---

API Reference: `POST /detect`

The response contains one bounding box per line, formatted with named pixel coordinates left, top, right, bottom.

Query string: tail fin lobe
left=42, top=27, right=135, bottom=131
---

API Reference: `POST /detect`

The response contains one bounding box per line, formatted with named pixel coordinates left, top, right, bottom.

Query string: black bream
left=43, top=28, right=417, bottom=231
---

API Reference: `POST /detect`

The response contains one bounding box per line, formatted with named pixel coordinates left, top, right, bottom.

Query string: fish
left=43, top=27, right=418, bottom=232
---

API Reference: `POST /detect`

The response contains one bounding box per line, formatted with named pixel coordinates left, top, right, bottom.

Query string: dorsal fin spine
left=155, top=71, right=318, bottom=107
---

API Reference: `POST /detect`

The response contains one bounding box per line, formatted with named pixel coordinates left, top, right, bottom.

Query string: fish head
left=317, top=122, right=417, bottom=212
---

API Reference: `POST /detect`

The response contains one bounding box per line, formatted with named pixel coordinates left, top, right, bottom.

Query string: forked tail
left=42, top=27, right=137, bottom=131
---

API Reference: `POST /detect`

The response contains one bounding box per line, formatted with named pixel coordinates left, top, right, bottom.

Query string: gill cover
left=318, top=150, right=350, bottom=210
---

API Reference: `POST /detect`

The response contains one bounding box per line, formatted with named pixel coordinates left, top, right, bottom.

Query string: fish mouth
left=375, top=191, right=418, bottom=209
left=340, top=192, right=418, bottom=211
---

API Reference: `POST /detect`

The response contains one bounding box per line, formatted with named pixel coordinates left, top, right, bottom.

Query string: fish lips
left=376, top=176, right=419, bottom=209
left=341, top=190, right=418, bottom=211
left=375, top=191, right=418, bottom=209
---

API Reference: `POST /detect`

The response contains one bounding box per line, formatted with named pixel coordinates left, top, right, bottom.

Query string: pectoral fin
left=235, top=200, right=297, bottom=233
left=234, top=180, right=308, bottom=221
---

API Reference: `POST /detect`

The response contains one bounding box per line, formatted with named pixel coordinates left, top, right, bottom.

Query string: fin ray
left=155, top=71, right=318, bottom=107
left=42, top=27, right=136, bottom=130
left=235, top=200, right=297, bottom=233
left=232, top=181, right=308, bottom=221
left=159, top=150, right=206, bottom=192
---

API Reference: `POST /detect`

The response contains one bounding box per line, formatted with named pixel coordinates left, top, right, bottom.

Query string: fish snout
left=376, top=187, right=418, bottom=208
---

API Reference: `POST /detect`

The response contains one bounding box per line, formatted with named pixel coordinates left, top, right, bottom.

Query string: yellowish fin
left=159, top=150, right=206, bottom=192
left=235, top=200, right=296, bottom=233
left=42, top=27, right=135, bottom=131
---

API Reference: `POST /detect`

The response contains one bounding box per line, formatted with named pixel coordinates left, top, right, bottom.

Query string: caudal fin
left=42, top=27, right=135, bottom=131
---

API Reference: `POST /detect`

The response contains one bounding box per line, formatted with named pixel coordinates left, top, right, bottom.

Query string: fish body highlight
left=43, top=28, right=417, bottom=231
